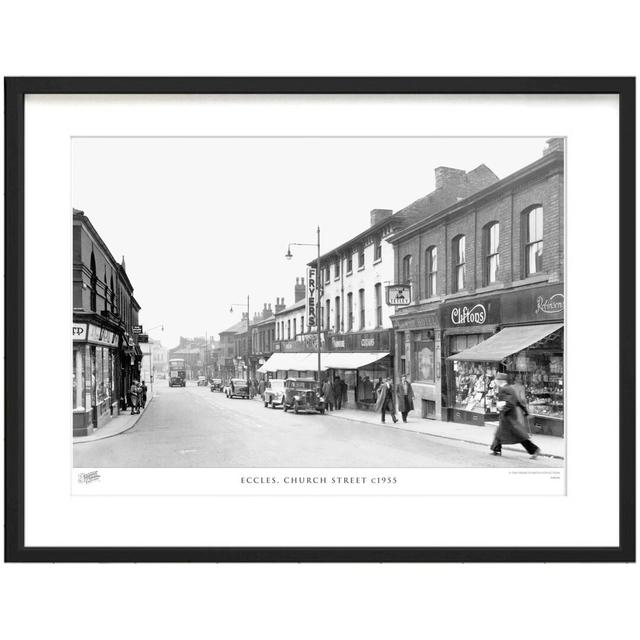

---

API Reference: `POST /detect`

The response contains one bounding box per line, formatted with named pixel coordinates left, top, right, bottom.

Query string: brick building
left=72, top=209, right=143, bottom=436
left=389, top=138, right=564, bottom=435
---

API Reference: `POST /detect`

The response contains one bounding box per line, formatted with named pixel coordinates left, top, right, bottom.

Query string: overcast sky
left=72, top=137, right=548, bottom=350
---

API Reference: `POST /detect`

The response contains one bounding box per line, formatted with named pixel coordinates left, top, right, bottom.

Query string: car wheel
left=264, top=400, right=268, bottom=407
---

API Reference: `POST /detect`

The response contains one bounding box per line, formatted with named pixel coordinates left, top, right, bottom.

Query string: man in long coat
left=491, top=373, right=541, bottom=458
left=322, top=378, right=335, bottom=411
left=395, top=374, right=415, bottom=423
left=375, top=377, right=397, bottom=424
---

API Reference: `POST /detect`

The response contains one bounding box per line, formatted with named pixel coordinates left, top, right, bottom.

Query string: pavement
left=73, top=382, right=564, bottom=468
left=73, top=392, right=155, bottom=444
left=322, top=405, right=565, bottom=459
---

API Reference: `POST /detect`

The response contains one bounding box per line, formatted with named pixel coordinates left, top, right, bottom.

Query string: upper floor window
left=287, top=320, right=291, bottom=340
left=110, top=275, right=115, bottom=312
left=484, top=222, right=500, bottom=285
left=324, top=266, right=330, bottom=283
left=425, top=246, right=437, bottom=298
left=301, top=315, right=305, bottom=334
left=347, top=292, right=354, bottom=331
left=524, top=206, right=543, bottom=276
left=325, top=298, right=332, bottom=331
left=452, top=235, right=466, bottom=292
left=358, top=247, right=365, bottom=268
left=358, top=288, right=365, bottom=329
left=293, top=318, right=297, bottom=338
left=334, top=260, right=340, bottom=279
left=374, top=283, right=382, bottom=327
left=89, top=251, right=97, bottom=311
left=374, top=238, right=382, bottom=261
left=335, top=296, right=341, bottom=332
left=402, top=254, right=413, bottom=284
left=346, top=254, right=353, bottom=273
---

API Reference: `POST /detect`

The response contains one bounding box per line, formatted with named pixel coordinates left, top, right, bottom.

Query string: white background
left=1, top=2, right=638, bottom=640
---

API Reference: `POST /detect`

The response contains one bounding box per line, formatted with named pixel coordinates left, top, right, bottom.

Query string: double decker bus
left=168, top=358, right=186, bottom=387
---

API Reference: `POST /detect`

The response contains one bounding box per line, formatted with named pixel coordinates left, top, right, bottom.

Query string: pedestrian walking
left=258, top=378, right=265, bottom=399
left=140, top=380, right=148, bottom=409
left=490, top=373, right=541, bottom=459
left=129, top=380, right=140, bottom=415
left=375, top=377, right=398, bottom=424
left=333, top=376, right=344, bottom=410
left=395, top=374, right=415, bottom=423
left=322, top=378, right=335, bottom=411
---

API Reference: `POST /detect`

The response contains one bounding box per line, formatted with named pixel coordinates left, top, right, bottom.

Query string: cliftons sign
left=451, top=304, right=487, bottom=326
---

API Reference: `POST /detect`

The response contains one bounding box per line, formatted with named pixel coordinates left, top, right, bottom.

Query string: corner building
left=389, top=139, right=565, bottom=436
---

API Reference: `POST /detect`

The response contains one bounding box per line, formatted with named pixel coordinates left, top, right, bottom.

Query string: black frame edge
left=4, top=76, right=635, bottom=563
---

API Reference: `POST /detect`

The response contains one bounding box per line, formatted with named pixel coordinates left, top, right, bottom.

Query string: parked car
left=209, top=378, right=223, bottom=392
left=196, top=376, right=208, bottom=387
left=263, top=379, right=286, bottom=409
left=226, top=378, right=250, bottom=399
left=282, top=378, right=325, bottom=414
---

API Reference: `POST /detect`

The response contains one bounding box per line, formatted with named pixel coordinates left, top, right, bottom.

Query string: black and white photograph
left=71, top=136, right=565, bottom=479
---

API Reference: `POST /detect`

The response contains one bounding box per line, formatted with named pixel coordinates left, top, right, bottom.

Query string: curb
left=73, top=393, right=155, bottom=444
left=324, top=410, right=565, bottom=460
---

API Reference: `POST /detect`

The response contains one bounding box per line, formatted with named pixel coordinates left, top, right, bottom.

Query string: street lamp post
left=230, top=295, right=251, bottom=394
left=285, top=226, right=322, bottom=389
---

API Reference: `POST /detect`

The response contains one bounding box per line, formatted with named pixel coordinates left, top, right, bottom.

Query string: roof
left=219, top=319, right=247, bottom=335
left=274, top=299, right=305, bottom=316
left=389, top=150, right=563, bottom=244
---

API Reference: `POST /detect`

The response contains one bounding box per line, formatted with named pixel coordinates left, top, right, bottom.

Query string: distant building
left=72, top=209, right=143, bottom=436
left=168, top=336, right=209, bottom=380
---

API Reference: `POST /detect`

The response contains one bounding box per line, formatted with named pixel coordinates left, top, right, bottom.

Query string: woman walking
left=490, top=373, right=541, bottom=459
left=322, top=377, right=335, bottom=411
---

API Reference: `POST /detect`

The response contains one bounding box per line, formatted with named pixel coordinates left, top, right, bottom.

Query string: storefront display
left=453, top=361, right=500, bottom=416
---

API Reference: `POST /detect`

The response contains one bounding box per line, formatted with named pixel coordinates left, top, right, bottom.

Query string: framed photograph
left=5, top=77, right=635, bottom=562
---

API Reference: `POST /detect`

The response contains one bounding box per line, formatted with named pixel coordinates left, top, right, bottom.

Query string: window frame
left=452, top=235, right=466, bottom=293
left=484, top=222, right=500, bottom=286
left=524, top=206, right=544, bottom=277
left=425, top=246, right=437, bottom=298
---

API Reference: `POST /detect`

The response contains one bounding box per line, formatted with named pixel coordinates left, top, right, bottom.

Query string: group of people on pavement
left=320, top=376, right=347, bottom=411
left=373, top=371, right=541, bottom=459
left=129, top=379, right=147, bottom=415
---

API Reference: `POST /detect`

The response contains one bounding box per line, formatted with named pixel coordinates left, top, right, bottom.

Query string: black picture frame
left=4, top=77, right=635, bottom=563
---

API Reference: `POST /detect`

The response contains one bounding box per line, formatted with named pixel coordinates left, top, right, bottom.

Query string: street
left=74, top=381, right=563, bottom=468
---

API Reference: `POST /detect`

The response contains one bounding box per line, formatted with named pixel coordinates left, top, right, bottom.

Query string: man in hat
left=375, top=377, right=398, bottom=424
left=491, top=373, right=541, bottom=459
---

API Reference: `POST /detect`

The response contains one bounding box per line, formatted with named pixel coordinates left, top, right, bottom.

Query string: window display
left=412, top=330, right=435, bottom=382
left=453, top=361, right=501, bottom=415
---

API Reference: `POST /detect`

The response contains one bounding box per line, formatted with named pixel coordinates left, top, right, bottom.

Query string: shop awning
left=448, top=323, right=563, bottom=362
left=257, top=352, right=326, bottom=373
left=321, top=352, right=389, bottom=370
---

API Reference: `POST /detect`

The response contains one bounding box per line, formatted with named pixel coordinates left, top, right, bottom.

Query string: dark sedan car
left=226, top=378, right=250, bottom=399
left=282, top=378, right=325, bottom=414
left=209, top=378, right=223, bottom=392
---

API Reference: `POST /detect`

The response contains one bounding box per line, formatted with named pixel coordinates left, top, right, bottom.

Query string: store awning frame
left=257, top=351, right=390, bottom=373
left=321, top=352, right=389, bottom=370
left=448, top=323, right=563, bottom=362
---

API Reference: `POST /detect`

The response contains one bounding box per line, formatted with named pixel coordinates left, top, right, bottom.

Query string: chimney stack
left=370, top=208, right=393, bottom=227
left=294, top=277, right=305, bottom=303
left=543, top=137, right=564, bottom=155
left=275, top=297, right=286, bottom=313
left=434, top=166, right=466, bottom=190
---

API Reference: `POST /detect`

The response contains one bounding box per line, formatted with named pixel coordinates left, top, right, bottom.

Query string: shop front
left=391, top=310, right=441, bottom=420
left=444, top=284, right=564, bottom=436
left=73, top=322, right=120, bottom=436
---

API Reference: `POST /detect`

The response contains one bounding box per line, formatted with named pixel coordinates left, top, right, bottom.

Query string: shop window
left=347, top=292, right=354, bottom=331
left=335, top=296, right=341, bottom=332
left=90, top=251, right=97, bottom=311
left=374, top=283, right=382, bottom=327
left=452, top=235, right=465, bottom=292
left=358, top=288, right=365, bottom=329
left=425, top=246, right=437, bottom=298
left=374, top=238, right=382, bottom=261
left=412, top=330, right=435, bottom=382
left=484, top=222, right=500, bottom=285
left=346, top=254, right=353, bottom=273
left=358, top=248, right=365, bottom=268
left=402, top=254, right=412, bottom=284
left=73, top=344, right=86, bottom=411
left=524, top=206, right=543, bottom=276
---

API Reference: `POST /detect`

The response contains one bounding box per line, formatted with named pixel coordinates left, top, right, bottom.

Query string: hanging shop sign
left=386, top=284, right=411, bottom=306
left=442, top=297, right=501, bottom=328
left=306, top=267, right=317, bottom=329
left=502, top=283, right=564, bottom=324
left=137, top=333, right=149, bottom=343
left=132, top=325, right=143, bottom=334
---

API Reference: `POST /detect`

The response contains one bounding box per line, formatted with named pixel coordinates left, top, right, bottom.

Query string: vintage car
left=263, top=379, right=286, bottom=409
left=196, top=376, right=208, bottom=387
left=282, top=378, right=325, bottom=414
left=226, top=378, right=250, bottom=399
left=209, top=378, right=223, bottom=392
